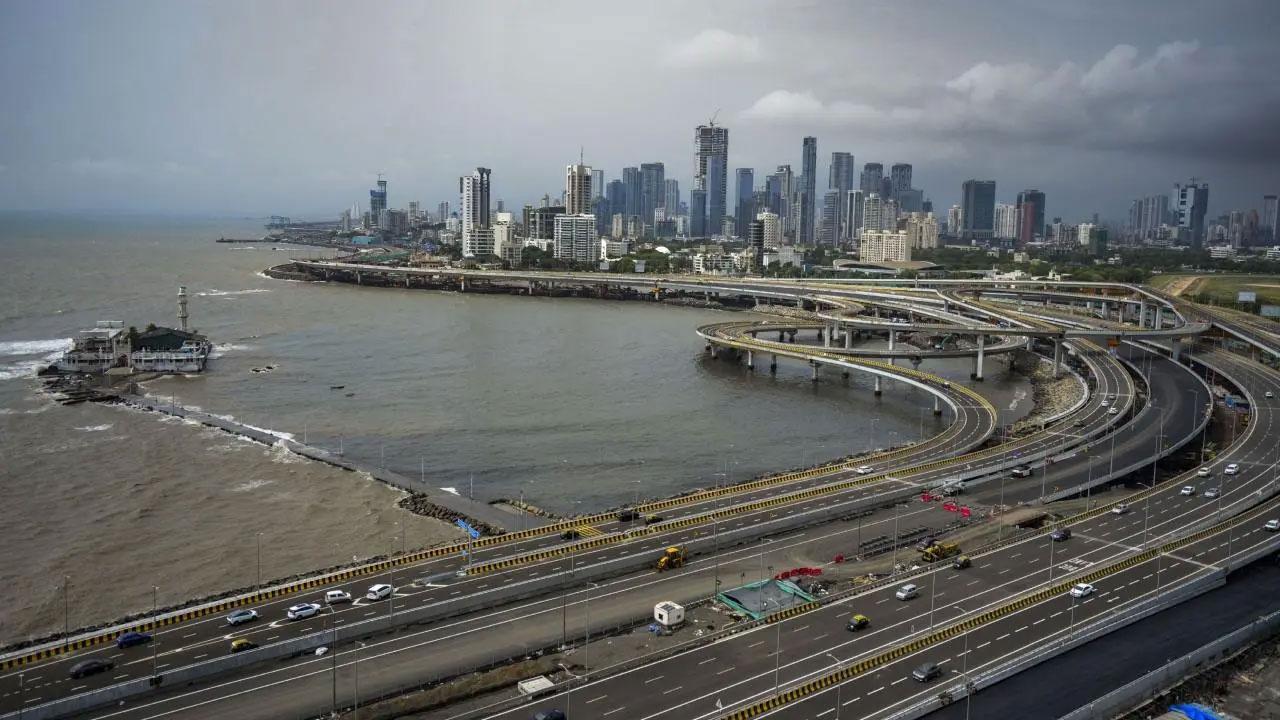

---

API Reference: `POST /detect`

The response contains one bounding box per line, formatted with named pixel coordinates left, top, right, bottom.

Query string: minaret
left=177, top=286, right=189, bottom=332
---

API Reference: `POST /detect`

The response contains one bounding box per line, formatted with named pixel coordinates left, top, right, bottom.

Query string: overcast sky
left=2, top=0, right=1278, bottom=223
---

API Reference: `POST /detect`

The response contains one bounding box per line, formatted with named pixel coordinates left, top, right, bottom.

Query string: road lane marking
left=585, top=695, right=607, bottom=704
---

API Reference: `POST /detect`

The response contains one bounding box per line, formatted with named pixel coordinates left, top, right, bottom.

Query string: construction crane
left=708, top=108, right=720, bottom=127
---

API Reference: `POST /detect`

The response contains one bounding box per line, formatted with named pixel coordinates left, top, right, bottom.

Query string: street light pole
left=353, top=641, right=366, bottom=720
left=330, top=606, right=338, bottom=717
left=63, top=576, right=70, bottom=645
left=151, top=586, right=159, bottom=678
left=891, top=503, right=901, bottom=572
left=256, top=532, right=263, bottom=589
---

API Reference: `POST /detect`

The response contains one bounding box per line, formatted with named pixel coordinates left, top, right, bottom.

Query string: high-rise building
left=904, top=212, right=939, bottom=250
left=845, top=190, right=864, bottom=244
left=800, top=137, right=817, bottom=243
left=606, top=180, right=625, bottom=222
left=340, top=209, right=352, bottom=233
left=829, top=152, right=854, bottom=239
left=622, top=167, right=642, bottom=221
left=437, top=202, right=450, bottom=224
left=861, top=193, right=885, bottom=238
left=408, top=201, right=420, bottom=220
left=758, top=210, right=781, bottom=249
left=591, top=169, right=604, bottom=200
left=460, top=167, right=492, bottom=256
left=735, top=168, right=754, bottom=237
left=640, top=162, right=665, bottom=226
left=890, top=164, right=912, bottom=197
left=961, top=180, right=996, bottom=241
left=748, top=220, right=765, bottom=271
left=492, top=212, right=519, bottom=263
left=819, top=190, right=840, bottom=245
left=860, top=163, right=883, bottom=195
left=1015, top=189, right=1045, bottom=248
left=553, top=214, right=598, bottom=263
left=1263, top=195, right=1279, bottom=245
left=770, top=165, right=794, bottom=238
left=1174, top=179, right=1210, bottom=249
left=525, top=205, right=564, bottom=242
left=370, top=177, right=388, bottom=225
left=707, top=155, right=726, bottom=237
left=947, top=205, right=962, bottom=236
left=860, top=230, right=912, bottom=262
left=565, top=163, right=593, bottom=215
left=994, top=203, right=1019, bottom=241
left=881, top=177, right=894, bottom=201
left=664, top=179, right=680, bottom=218
left=690, top=189, right=708, bottom=237
left=694, top=123, right=729, bottom=240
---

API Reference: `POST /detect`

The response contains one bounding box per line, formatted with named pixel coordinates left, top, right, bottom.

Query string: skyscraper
left=770, top=165, right=794, bottom=238
left=690, top=189, right=707, bottom=237
left=1015, top=189, right=1045, bottom=248
left=591, top=169, right=604, bottom=200
left=748, top=220, right=765, bottom=272
left=735, top=168, right=754, bottom=237
left=1263, top=195, right=1279, bottom=245
left=890, top=164, right=912, bottom=197
left=640, top=162, right=665, bottom=226
left=800, top=137, right=817, bottom=244
left=1174, top=179, right=1210, bottom=249
left=860, top=163, right=883, bottom=195
left=845, top=190, right=864, bottom=244
left=622, top=167, right=642, bottom=221
left=565, top=163, right=593, bottom=215
left=460, top=167, right=492, bottom=256
left=819, top=190, right=840, bottom=245
left=861, top=193, right=884, bottom=237
left=758, top=211, right=780, bottom=249
left=829, top=152, right=854, bottom=240
left=694, top=123, right=729, bottom=240
left=553, top=214, right=599, bottom=263
left=370, top=177, right=388, bottom=227
left=960, top=180, right=996, bottom=242
left=664, top=179, right=680, bottom=218
left=994, top=203, right=1019, bottom=241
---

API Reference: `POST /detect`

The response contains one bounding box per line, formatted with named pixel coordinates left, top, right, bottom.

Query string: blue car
left=116, top=631, right=152, bottom=649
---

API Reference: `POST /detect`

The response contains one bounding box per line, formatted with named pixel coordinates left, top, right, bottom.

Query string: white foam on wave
left=231, top=479, right=274, bottom=492
left=197, top=289, right=271, bottom=298
left=75, top=424, right=114, bottom=432
left=208, top=342, right=254, bottom=359
left=0, top=338, right=72, bottom=381
left=440, top=487, right=460, bottom=496
left=269, top=440, right=306, bottom=464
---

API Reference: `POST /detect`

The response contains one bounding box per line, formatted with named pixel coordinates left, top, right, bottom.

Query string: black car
left=533, top=710, right=566, bottom=720
left=1051, top=527, right=1072, bottom=542
left=115, top=631, right=152, bottom=649
left=560, top=529, right=581, bottom=540
left=69, top=658, right=114, bottom=679
left=912, top=661, right=942, bottom=682
left=644, top=514, right=664, bottom=525
left=615, top=509, right=638, bottom=522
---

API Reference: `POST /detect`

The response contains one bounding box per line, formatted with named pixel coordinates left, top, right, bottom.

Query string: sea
left=0, top=211, right=1031, bottom=642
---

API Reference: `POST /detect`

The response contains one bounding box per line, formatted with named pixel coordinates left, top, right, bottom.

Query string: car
left=615, top=509, right=638, bottom=522
left=643, top=514, right=664, bottom=525
left=226, top=608, right=259, bottom=626
left=1181, top=485, right=1197, bottom=496
left=286, top=602, right=321, bottom=621
left=1100, top=399, right=1110, bottom=407
left=560, top=529, right=581, bottom=540
left=325, top=589, right=352, bottom=605
left=1267, top=391, right=1274, bottom=399
left=1073, top=419, right=1088, bottom=427
left=532, top=710, right=567, bottom=720
left=895, top=584, right=919, bottom=601
left=1196, top=468, right=1211, bottom=478
left=1204, top=488, right=1220, bottom=499
left=1266, top=519, right=1280, bottom=532
left=1011, top=465, right=1032, bottom=478
left=855, top=465, right=874, bottom=475
left=1108, top=407, right=1120, bottom=415
left=115, top=631, right=152, bottom=649
left=1070, top=583, right=1096, bottom=598
left=953, top=555, right=972, bottom=569
left=1224, top=463, right=1240, bottom=475
left=911, top=661, right=943, bottom=682
left=1111, top=503, right=1130, bottom=515
left=230, top=638, right=258, bottom=653
left=1051, top=527, right=1072, bottom=542
left=69, top=658, right=114, bottom=679
left=846, top=614, right=871, bottom=631
left=366, top=584, right=394, bottom=601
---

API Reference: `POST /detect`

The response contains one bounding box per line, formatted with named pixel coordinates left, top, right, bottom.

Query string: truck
left=656, top=546, right=686, bottom=572
left=919, top=541, right=961, bottom=563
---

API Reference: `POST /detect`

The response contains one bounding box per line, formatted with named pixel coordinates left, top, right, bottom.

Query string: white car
left=1108, top=407, right=1120, bottom=415
left=895, top=584, right=919, bottom=601
left=366, top=584, right=394, bottom=601
left=1267, top=391, right=1274, bottom=399
left=1100, top=400, right=1110, bottom=407
left=1196, top=468, right=1211, bottom=478
left=1180, top=485, right=1196, bottom=496
left=1111, top=504, right=1130, bottom=515
left=855, top=465, right=874, bottom=475
left=1204, top=488, right=1220, bottom=499
left=1265, top=519, right=1280, bottom=532
left=324, top=589, right=352, bottom=605
left=1069, top=583, right=1095, bottom=599
left=1224, top=464, right=1240, bottom=475
left=286, top=603, right=321, bottom=621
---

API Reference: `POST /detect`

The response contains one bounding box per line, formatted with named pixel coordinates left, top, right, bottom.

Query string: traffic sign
left=455, top=519, right=481, bottom=539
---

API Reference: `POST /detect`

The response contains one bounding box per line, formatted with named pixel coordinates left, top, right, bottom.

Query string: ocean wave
left=0, top=338, right=73, bottom=357
left=269, top=441, right=306, bottom=464
left=208, top=342, right=253, bottom=359
left=75, top=424, right=114, bottom=432
left=196, top=289, right=271, bottom=298
left=231, top=479, right=274, bottom=492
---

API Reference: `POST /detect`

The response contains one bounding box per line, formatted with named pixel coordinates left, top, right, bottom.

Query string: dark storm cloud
left=0, top=0, right=1277, bottom=220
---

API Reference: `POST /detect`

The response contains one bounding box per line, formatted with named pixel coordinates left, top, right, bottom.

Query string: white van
left=366, top=584, right=394, bottom=601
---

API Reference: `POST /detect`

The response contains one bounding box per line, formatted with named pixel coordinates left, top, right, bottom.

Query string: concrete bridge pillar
left=770, top=355, right=778, bottom=374
left=746, top=350, right=754, bottom=369
left=934, top=394, right=942, bottom=416
left=796, top=297, right=804, bottom=308
left=889, top=330, right=897, bottom=351
left=788, top=330, right=797, bottom=343
left=356, top=271, right=362, bottom=285
left=1155, top=306, right=1164, bottom=330
left=972, top=334, right=986, bottom=381
left=874, top=375, right=882, bottom=395
left=1139, top=300, right=1148, bottom=328
left=811, top=361, right=819, bottom=382
left=779, top=331, right=786, bottom=342
left=1053, top=339, right=1063, bottom=378
left=824, top=325, right=832, bottom=348
left=458, top=276, right=465, bottom=292
left=1171, top=338, right=1182, bottom=365
left=709, top=344, right=718, bottom=358
left=844, top=330, right=853, bottom=349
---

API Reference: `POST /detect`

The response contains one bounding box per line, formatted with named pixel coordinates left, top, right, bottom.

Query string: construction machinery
left=920, top=541, right=961, bottom=563
left=655, top=546, right=686, bottom=572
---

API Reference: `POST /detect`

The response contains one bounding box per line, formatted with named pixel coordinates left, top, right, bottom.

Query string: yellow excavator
left=656, top=546, right=686, bottom=572
left=920, top=541, right=961, bottom=563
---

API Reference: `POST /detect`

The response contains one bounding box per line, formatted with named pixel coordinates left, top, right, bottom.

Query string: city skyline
left=1, top=0, right=1278, bottom=223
